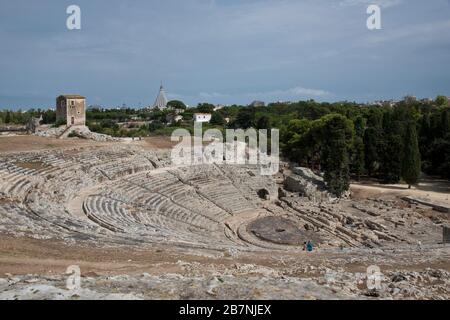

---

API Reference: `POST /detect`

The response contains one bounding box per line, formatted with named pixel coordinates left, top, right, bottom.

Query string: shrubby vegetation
left=0, top=109, right=56, bottom=125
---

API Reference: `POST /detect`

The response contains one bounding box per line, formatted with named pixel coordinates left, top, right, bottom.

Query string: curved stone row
left=0, top=146, right=283, bottom=250
left=0, top=166, right=37, bottom=200
left=0, top=201, right=67, bottom=238
left=76, top=164, right=284, bottom=248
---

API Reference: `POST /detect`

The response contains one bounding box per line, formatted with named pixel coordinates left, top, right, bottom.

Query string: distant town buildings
left=372, top=100, right=396, bottom=107
left=56, top=94, right=86, bottom=126
left=165, top=107, right=185, bottom=124
left=172, top=108, right=185, bottom=115
left=420, top=98, right=434, bottom=104
left=213, top=104, right=224, bottom=111
left=152, top=84, right=168, bottom=110
left=249, top=100, right=265, bottom=107
left=166, top=114, right=183, bottom=124
left=193, top=113, right=212, bottom=123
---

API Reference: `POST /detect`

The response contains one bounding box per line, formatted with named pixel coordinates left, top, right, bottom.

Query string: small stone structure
left=56, top=94, right=86, bottom=126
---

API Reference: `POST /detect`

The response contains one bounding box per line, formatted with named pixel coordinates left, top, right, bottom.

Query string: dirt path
left=1, top=233, right=449, bottom=277
left=351, top=177, right=450, bottom=206
left=0, top=135, right=177, bottom=154
left=0, top=234, right=216, bottom=276
left=0, top=135, right=114, bottom=153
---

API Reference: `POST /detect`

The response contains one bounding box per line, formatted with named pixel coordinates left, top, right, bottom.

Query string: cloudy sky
left=0, top=0, right=449, bottom=109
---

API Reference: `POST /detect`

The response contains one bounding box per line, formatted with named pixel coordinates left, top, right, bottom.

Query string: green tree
left=350, top=136, right=365, bottom=180
left=256, top=115, right=270, bottom=130
left=196, top=103, right=215, bottom=113
left=210, top=112, right=225, bottom=126
left=148, top=120, right=164, bottom=132
left=353, top=116, right=366, bottom=138
left=363, top=127, right=380, bottom=176
left=441, top=107, right=450, bottom=135
left=320, top=114, right=354, bottom=197
left=401, top=122, right=421, bottom=188
left=281, top=119, right=313, bottom=165
left=435, top=95, right=449, bottom=107
left=234, top=108, right=255, bottom=129
left=362, top=109, right=384, bottom=176
left=377, top=110, right=403, bottom=183
left=378, top=133, right=402, bottom=183
left=167, top=100, right=187, bottom=110
left=42, top=110, right=56, bottom=124
left=5, top=111, right=11, bottom=124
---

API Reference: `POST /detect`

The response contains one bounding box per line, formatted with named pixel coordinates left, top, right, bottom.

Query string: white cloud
left=339, top=0, right=403, bottom=8
left=185, top=85, right=331, bottom=104
left=241, top=86, right=331, bottom=99
left=362, top=19, right=450, bottom=45
left=170, top=84, right=331, bottom=106
left=283, top=86, right=331, bottom=97
left=199, top=92, right=230, bottom=99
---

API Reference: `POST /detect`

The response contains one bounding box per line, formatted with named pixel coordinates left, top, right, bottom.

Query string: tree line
left=0, top=109, right=56, bottom=125
left=224, top=96, right=449, bottom=196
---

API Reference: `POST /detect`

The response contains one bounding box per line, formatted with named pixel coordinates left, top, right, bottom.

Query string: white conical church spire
left=152, top=83, right=168, bottom=109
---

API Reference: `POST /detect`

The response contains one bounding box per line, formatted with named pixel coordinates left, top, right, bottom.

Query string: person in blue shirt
left=306, top=240, right=313, bottom=252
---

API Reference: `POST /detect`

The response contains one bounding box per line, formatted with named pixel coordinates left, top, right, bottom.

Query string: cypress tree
left=379, top=132, right=402, bottom=183
left=321, top=115, right=353, bottom=197
left=350, top=136, right=365, bottom=181
left=401, top=122, right=421, bottom=188
left=5, top=111, right=11, bottom=124
left=441, top=108, right=450, bottom=135
left=256, top=115, right=270, bottom=130
left=379, top=113, right=403, bottom=183
left=363, top=127, right=380, bottom=176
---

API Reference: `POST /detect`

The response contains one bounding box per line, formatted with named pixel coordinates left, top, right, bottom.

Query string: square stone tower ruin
left=56, top=94, right=86, bottom=126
